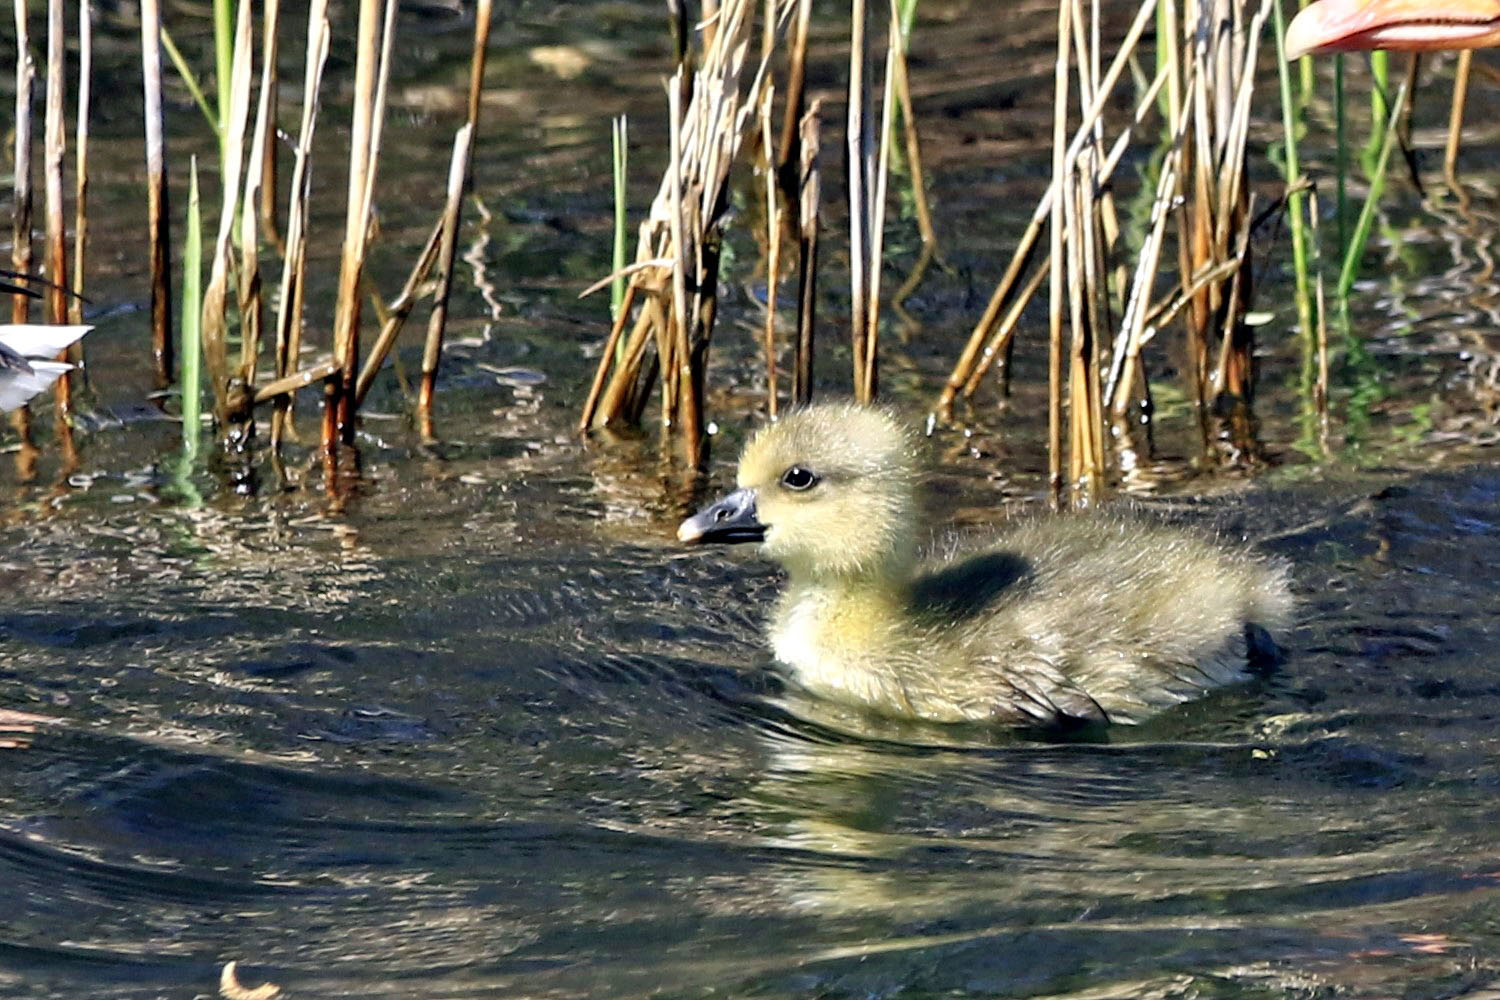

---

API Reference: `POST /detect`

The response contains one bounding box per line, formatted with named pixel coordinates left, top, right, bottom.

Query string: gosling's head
left=678, top=404, right=920, bottom=578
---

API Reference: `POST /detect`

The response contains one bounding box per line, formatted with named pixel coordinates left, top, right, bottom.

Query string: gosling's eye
left=780, top=466, right=819, bottom=491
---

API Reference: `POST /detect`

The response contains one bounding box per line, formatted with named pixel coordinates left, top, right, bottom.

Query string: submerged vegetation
left=1, top=0, right=1495, bottom=504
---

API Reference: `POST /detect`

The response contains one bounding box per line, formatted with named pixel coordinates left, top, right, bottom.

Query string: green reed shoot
left=214, top=0, right=235, bottom=169
left=181, top=156, right=203, bottom=456
left=1362, top=50, right=1389, bottom=173
left=1338, top=79, right=1408, bottom=301
left=158, top=27, right=217, bottom=133
left=1272, top=0, right=1314, bottom=352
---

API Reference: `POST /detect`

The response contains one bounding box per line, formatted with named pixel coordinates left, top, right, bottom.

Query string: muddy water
left=3, top=1, right=1500, bottom=996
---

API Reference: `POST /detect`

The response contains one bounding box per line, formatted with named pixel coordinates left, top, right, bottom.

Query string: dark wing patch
left=910, top=550, right=1033, bottom=622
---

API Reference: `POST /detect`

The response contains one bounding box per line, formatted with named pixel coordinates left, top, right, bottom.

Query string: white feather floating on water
left=0, top=323, right=92, bottom=412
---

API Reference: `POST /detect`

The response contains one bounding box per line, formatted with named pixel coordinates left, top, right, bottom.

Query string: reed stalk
left=11, top=0, right=34, bottom=333
left=1337, top=79, right=1408, bottom=301
left=417, top=0, right=491, bottom=439
left=611, top=115, right=629, bottom=324
left=793, top=102, right=821, bottom=407
left=1046, top=0, right=1071, bottom=507
left=327, top=0, right=386, bottom=449
left=43, top=0, right=71, bottom=418
left=258, top=0, right=281, bottom=248
left=1444, top=50, right=1472, bottom=194
left=354, top=218, right=443, bottom=408
left=69, top=0, right=90, bottom=332
left=198, top=0, right=252, bottom=427
left=181, top=157, right=203, bottom=455
left=847, top=0, right=873, bottom=401
left=858, top=12, right=899, bottom=403
left=1271, top=0, right=1313, bottom=370
left=10, top=0, right=35, bottom=449
left=270, top=0, right=330, bottom=453
left=418, top=124, right=476, bottom=441
left=759, top=86, right=781, bottom=417
left=137, top=0, right=172, bottom=387
left=212, top=0, right=233, bottom=171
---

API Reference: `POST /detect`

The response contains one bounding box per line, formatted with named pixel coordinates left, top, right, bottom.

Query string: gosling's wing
left=0, top=359, right=73, bottom=412
left=0, top=323, right=92, bottom=359
left=984, top=656, right=1110, bottom=727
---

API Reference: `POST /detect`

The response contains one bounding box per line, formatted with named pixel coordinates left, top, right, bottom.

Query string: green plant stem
left=159, top=26, right=219, bottom=132
left=214, top=0, right=234, bottom=166
left=181, top=155, right=203, bottom=456
left=1335, top=54, right=1347, bottom=257
left=1363, top=50, right=1389, bottom=172
left=1272, top=0, right=1313, bottom=350
left=1338, top=79, right=1408, bottom=300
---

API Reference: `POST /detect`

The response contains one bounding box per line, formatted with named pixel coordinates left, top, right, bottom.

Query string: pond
left=3, top=1, right=1500, bottom=996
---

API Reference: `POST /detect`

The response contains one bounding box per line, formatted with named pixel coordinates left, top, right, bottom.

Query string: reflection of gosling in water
left=679, top=404, right=1293, bottom=727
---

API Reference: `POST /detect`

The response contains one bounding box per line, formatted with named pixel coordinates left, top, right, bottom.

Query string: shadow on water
left=3, top=0, right=1500, bottom=997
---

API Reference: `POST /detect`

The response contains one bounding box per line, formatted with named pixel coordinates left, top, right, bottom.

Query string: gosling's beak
left=1285, top=0, right=1500, bottom=60
left=677, top=487, right=766, bottom=545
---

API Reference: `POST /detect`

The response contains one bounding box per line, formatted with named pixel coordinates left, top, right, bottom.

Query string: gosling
left=678, top=404, right=1293, bottom=727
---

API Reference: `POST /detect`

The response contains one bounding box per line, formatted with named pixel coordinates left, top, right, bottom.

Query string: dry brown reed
left=941, top=0, right=1273, bottom=506
left=416, top=0, right=493, bottom=440
left=792, top=102, right=821, bottom=407
left=579, top=0, right=771, bottom=462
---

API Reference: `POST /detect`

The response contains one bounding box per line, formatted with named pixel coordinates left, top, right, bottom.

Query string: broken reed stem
left=1444, top=49, right=1472, bottom=194
left=417, top=124, right=476, bottom=440
left=139, top=0, right=172, bottom=386
left=327, top=0, right=385, bottom=449
left=270, top=0, right=330, bottom=452
left=415, top=0, right=491, bottom=438
left=356, top=216, right=442, bottom=407
left=69, top=0, right=89, bottom=331
left=793, top=102, right=821, bottom=407
left=759, top=85, right=780, bottom=417
left=963, top=256, right=1050, bottom=399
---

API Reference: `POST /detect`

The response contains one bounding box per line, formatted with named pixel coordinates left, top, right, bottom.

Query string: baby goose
left=678, top=404, right=1293, bottom=727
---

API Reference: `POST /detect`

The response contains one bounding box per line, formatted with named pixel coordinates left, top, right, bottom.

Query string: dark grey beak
left=677, top=487, right=765, bottom=545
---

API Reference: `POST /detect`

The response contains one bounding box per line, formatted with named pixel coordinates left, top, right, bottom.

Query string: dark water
left=4, top=1, right=1500, bottom=996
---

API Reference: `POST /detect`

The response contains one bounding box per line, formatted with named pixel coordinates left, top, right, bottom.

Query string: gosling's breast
left=769, top=586, right=913, bottom=711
